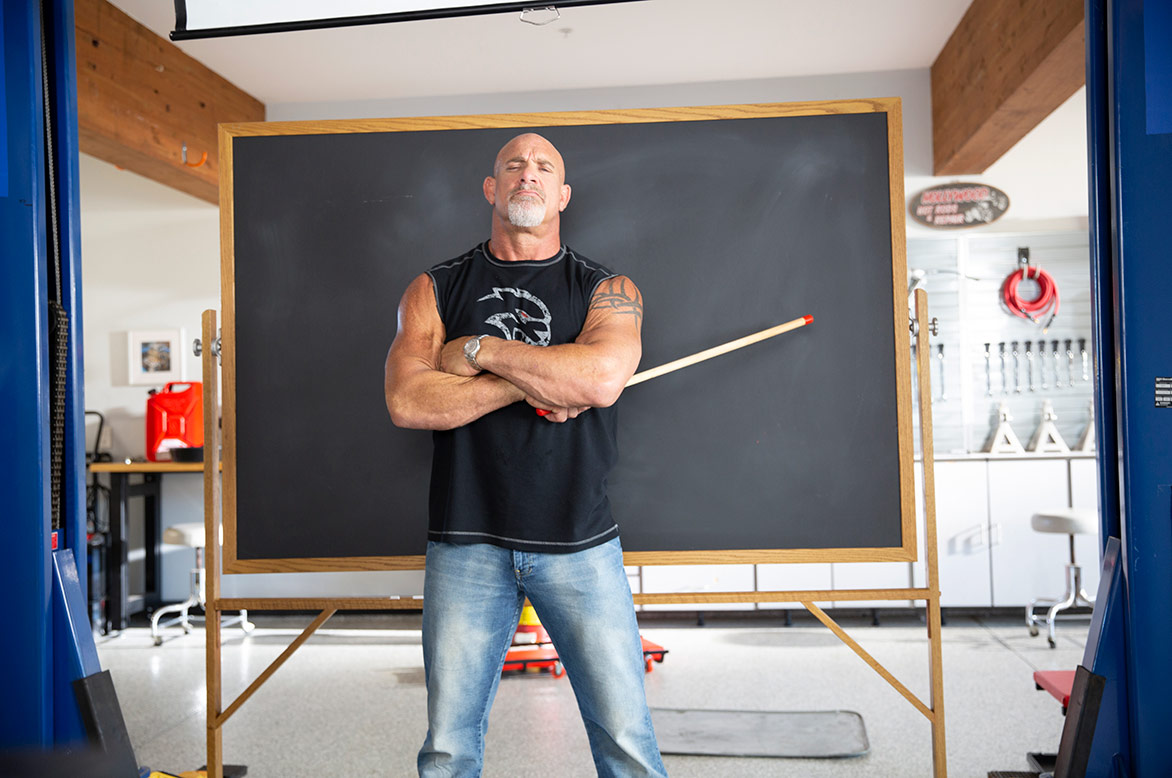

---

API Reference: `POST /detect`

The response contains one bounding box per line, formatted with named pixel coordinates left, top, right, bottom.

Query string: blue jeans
left=418, top=538, right=667, bottom=777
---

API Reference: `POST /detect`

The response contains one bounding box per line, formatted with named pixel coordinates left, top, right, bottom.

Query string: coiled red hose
left=1001, top=266, right=1059, bottom=328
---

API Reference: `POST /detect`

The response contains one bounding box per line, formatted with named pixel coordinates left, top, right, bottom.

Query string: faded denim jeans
left=418, top=537, right=667, bottom=777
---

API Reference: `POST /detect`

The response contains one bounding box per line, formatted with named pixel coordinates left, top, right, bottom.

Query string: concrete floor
left=96, top=610, right=1087, bottom=777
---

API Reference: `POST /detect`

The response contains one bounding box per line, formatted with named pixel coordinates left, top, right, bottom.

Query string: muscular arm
left=384, top=274, right=525, bottom=430
left=443, top=276, right=643, bottom=410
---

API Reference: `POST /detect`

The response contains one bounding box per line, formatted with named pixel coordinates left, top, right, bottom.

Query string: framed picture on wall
left=127, top=329, right=184, bottom=385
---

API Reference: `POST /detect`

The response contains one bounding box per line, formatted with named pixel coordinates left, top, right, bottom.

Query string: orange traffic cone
left=512, top=601, right=550, bottom=645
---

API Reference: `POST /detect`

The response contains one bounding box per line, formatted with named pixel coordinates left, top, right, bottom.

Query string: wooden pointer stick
left=535, top=314, right=813, bottom=415
left=625, top=314, right=813, bottom=387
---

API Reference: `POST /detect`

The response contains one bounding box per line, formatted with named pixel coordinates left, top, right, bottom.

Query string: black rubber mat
left=651, top=708, right=869, bottom=758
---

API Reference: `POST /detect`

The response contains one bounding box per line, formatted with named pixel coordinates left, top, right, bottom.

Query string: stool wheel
left=154, top=636, right=164, bottom=646
left=241, top=620, right=256, bottom=634
left=1028, top=625, right=1039, bottom=638
left=1048, top=637, right=1056, bottom=649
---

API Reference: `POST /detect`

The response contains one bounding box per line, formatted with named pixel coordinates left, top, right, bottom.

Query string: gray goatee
left=507, top=195, right=544, bottom=228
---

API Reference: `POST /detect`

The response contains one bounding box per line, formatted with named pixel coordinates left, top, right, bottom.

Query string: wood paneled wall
left=74, top=0, right=264, bottom=204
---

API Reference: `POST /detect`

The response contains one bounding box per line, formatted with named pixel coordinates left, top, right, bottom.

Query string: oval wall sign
left=910, top=183, right=1010, bottom=228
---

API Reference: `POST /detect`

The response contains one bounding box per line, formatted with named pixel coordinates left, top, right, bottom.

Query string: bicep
left=576, top=276, right=643, bottom=370
left=386, top=274, right=445, bottom=384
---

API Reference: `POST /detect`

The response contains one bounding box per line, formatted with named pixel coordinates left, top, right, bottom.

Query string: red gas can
left=145, top=382, right=203, bottom=461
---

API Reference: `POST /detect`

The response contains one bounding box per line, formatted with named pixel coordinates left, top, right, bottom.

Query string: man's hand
left=525, top=395, right=587, bottom=423
left=439, top=336, right=484, bottom=377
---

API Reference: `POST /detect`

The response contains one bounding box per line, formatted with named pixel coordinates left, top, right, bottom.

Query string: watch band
left=463, top=334, right=488, bottom=371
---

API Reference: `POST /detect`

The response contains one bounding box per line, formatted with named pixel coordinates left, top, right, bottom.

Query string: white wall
left=907, top=87, right=1090, bottom=237
left=80, top=153, right=219, bottom=601
left=80, top=153, right=219, bottom=458
left=80, top=68, right=1091, bottom=601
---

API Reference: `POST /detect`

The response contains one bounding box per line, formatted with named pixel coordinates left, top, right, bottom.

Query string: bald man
left=385, top=134, right=667, bottom=777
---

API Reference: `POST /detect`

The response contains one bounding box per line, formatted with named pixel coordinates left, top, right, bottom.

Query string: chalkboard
left=219, top=101, right=915, bottom=573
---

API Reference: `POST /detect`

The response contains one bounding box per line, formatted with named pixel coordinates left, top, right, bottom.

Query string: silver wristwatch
left=463, top=334, right=488, bottom=372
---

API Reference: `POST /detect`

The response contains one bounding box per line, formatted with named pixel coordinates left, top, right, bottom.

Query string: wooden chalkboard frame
left=217, top=100, right=914, bottom=574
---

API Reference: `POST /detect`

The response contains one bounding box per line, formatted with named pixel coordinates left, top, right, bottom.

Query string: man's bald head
left=492, top=133, right=567, bottom=184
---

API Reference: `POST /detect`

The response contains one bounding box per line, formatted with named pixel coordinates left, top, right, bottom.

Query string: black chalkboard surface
left=221, top=102, right=914, bottom=572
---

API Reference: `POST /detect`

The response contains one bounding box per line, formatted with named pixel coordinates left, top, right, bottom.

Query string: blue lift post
left=1, top=0, right=54, bottom=748
left=1, top=0, right=94, bottom=752
left=1086, top=0, right=1172, bottom=774
left=45, top=0, right=91, bottom=746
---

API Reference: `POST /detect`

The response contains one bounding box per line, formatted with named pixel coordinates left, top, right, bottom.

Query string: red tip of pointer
left=803, top=315, right=814, bottom=325
left=536, top=409, right=552, bottom=416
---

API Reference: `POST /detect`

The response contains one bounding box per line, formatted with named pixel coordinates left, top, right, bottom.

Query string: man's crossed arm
left=384, top=275, right=643, bottom=430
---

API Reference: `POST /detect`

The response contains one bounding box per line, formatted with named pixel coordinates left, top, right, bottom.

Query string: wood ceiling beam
left=931, top=0, right=1085, bottom=176
left=74, top=0, right=264, bottom=205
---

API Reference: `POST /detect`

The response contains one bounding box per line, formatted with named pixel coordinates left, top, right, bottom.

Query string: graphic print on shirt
left=478, top=287, right=552, bottom=346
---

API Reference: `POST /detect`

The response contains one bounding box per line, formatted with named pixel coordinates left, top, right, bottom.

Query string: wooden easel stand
left=200, top=292, right=947, bottom=776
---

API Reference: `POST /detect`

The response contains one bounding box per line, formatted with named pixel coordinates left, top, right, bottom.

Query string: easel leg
left=928, top=595, right=947, bottom=776
left=203, top=309, right=224, bottom=778
left=915, top=290, right=948, bottom=777
left=207, top=722, right=223, bottom=778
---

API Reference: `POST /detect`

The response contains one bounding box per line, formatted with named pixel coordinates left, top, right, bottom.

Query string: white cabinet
left=640, top=564, right=755, bottom=611
left=922, top=460, right=994, bottom=607
left=756, top=563, right=833, bottom=610
left=1069, top=458, right=1102, bottom=595
left=988, top=459, right=1072, bottom=607
left=832, top=562, right=913, bottom=608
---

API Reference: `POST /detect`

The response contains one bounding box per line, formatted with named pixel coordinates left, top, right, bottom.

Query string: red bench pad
left=1034, top=669, right=1076, bottom=707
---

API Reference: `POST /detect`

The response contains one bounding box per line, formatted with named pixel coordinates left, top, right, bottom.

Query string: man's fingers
left=539, top=407, right=569, bottom=422
left=534, top=406, right=587, bottom=422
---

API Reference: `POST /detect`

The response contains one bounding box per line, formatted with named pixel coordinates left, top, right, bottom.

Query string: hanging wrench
left=1011, top=340, right=1021, bottom=394
left=999, top=342, right=1008, bottom=395
left=984, top=342, right=993, bottom=397
left=936, top=343, right=946, bottom=401
left=1080, top=337, right=1089, bottom=382
left=1065, top=339, right=1075, bottom=388
left=1025, top=340, right=1036, bottom=392
left=1052, top=339, right=1062, bottom=389
left=1038, top=340, right=1048, bottom=390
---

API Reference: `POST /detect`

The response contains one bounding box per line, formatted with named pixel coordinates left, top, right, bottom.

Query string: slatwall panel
left=908, top=231, right=1095, bottom=455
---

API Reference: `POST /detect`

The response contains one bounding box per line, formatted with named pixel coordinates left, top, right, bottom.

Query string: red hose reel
left=1001, top=254, right=1059, bottom=329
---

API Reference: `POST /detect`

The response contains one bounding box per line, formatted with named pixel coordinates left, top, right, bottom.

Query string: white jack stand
left=1027, top=400, right=1069, bottom=453
left=983, top=402, right=1025, bottom=454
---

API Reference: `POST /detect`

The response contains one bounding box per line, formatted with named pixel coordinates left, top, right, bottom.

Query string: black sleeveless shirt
left=425, top=242, right=622, bottom=553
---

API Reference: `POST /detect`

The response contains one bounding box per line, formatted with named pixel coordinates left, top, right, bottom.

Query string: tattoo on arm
left=589, top=277, right=643, bottom=325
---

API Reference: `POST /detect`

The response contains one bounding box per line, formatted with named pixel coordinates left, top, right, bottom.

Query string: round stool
left=1025, top=509, right=1097, bottom=648
left=150, top=522, right=254, bottom=646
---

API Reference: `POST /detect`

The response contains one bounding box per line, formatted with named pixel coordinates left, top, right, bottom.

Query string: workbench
left=88, top=461, right=209, bottom=633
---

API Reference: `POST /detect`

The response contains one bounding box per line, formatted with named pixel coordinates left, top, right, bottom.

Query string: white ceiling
left=109, top=0, right=973, bottom=104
